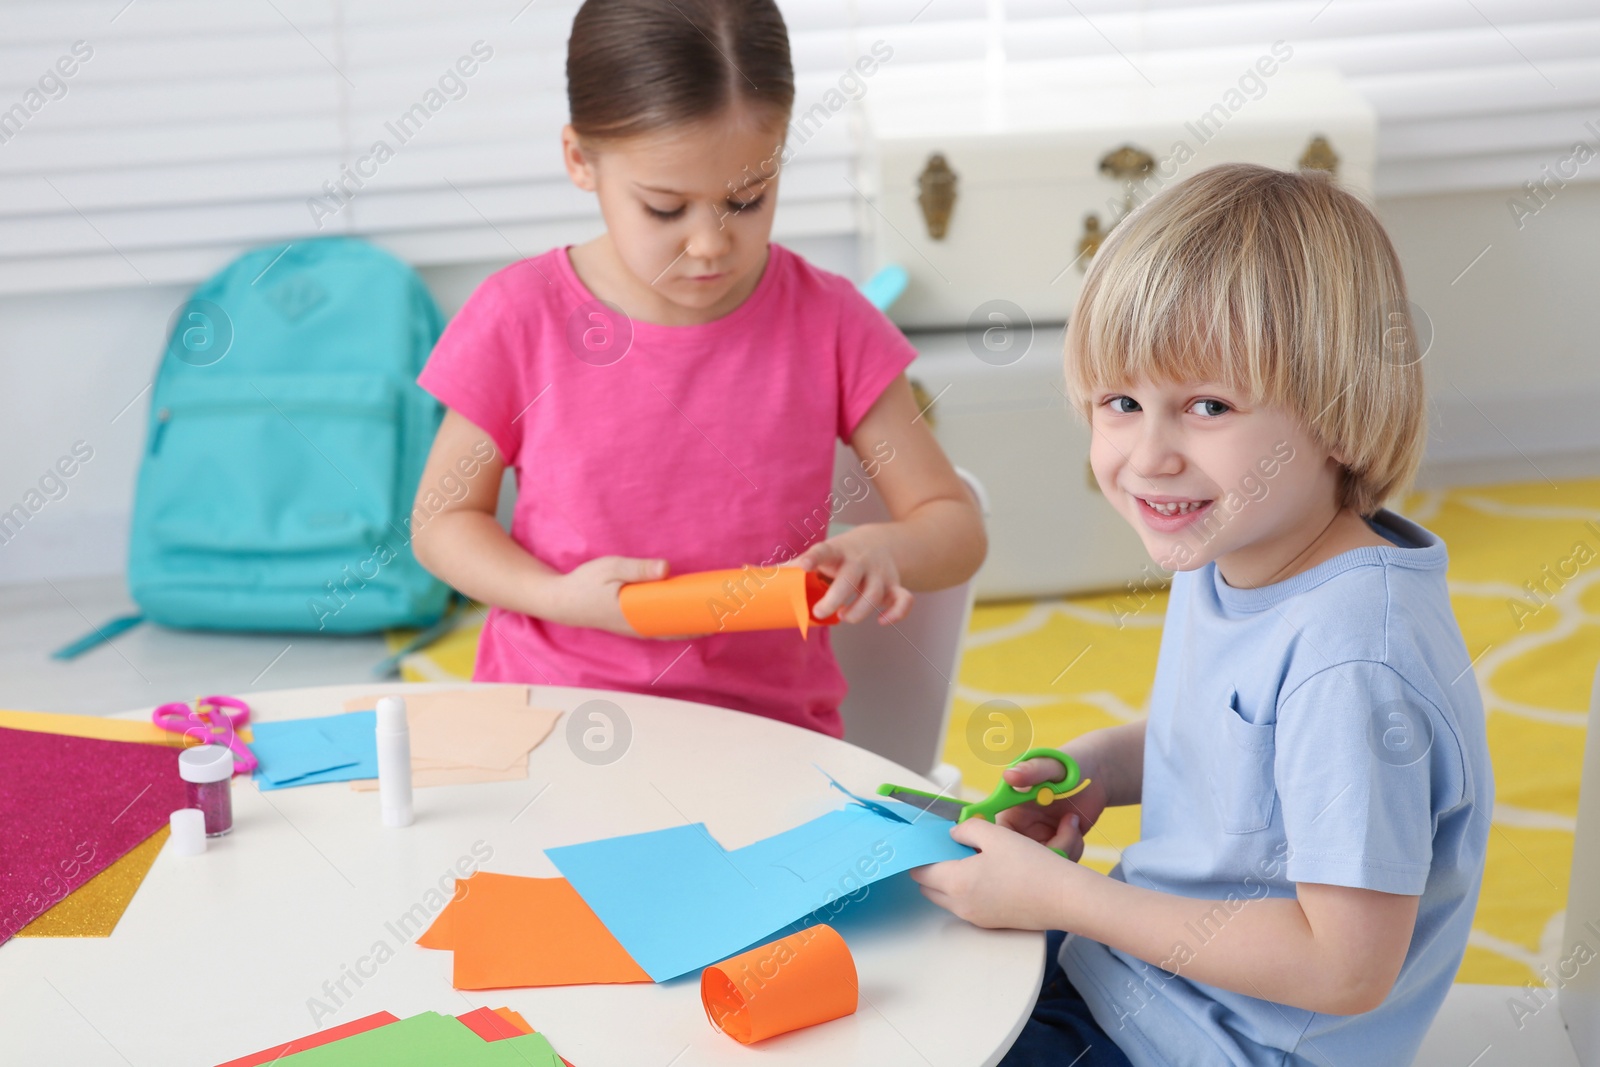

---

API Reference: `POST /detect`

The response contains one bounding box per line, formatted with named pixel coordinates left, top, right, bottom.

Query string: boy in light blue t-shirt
left=912, top=163, right=1493, bottom=1066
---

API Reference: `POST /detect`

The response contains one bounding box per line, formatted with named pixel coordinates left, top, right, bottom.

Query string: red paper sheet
left=0, top=726, right=188, bottom=945
left=213, top=1010, right=400, bottom=1066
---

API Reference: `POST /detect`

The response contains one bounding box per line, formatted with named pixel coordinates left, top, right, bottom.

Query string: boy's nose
left=1128, top=423, right=1185, bottom=480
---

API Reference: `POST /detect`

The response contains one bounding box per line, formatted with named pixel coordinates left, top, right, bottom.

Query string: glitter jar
left=178, top=744, right=235, bottom=837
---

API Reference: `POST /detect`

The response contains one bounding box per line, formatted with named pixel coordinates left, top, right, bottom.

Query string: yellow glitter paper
left=0, top=707, right=251, bottom=746
left=16, top=825, right=170, bottom=938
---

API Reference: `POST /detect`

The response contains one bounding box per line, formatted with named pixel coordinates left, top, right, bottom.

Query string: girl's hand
left=910, top=817, right=1093, bottom=931
left=547, top=555, right=669, bottom=636
left=996, top=750, right=1109, bottom=862
left=796, top=527, right=913, bottom=624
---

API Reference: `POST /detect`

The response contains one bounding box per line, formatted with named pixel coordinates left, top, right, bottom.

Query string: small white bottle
left=375, top=696, right=414, bottom=828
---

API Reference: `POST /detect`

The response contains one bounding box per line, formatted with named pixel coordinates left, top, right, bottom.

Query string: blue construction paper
left=249, top=711, right=377, bottom=790
left=546, top=798, right=972, bottom=981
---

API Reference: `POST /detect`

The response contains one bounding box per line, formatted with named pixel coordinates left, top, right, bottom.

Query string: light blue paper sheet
left=249, top=711, right=377, bottom=790
left=546, top=796, right=973, bottom=981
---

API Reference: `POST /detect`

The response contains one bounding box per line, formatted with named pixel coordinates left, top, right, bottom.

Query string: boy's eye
left=1190, top=399, right=1230, bottom=417
left=1106, top=395, right=1141, bottom=414
left=727, top=194, right=765, bottom=214
left=644, top=203, right=686, bottom=221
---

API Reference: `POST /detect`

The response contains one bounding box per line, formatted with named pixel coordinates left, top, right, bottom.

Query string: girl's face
left=562, top=107, right=784, bottom=319
left=1087, top=376, right=1350, bottom=587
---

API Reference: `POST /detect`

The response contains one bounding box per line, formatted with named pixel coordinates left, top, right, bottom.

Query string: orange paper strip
left=619, top=566, right=840, bottom=639
left=442, top=873, right=652, bottom=990
left=701, top=925, right=858, bottom=1044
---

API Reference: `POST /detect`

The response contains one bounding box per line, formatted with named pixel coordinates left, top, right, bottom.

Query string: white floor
left=0, top=575, right=391, bottom=716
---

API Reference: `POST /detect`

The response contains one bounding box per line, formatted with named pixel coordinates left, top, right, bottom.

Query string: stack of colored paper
left=340, top=687, right=560, bottom=790
left=0, top=706, right=215, bottom=942
left=217, top=1008, right=574, bottom=1066
left=0, top=726, right=187, bottom=947
left=249, top=712, right=377, bottom=790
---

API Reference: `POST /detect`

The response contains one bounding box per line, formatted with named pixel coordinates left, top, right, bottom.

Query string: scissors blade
left=877, top=785, right=965, bottom=823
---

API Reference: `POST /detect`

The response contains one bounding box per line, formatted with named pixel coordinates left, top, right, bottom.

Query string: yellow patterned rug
left=393, top=478, right=1599, bottom=987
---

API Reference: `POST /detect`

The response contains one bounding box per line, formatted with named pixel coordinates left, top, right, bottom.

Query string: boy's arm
left=802, top=374, right=987, bottom=621
left=1065, top=872, right=1420, bottom=1015
left=913, top=820, right=1419, bottom=1017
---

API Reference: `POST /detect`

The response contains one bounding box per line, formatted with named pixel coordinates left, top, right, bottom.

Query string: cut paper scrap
left=339, top=688, right=560, bottom=791
left=546, top=796, right=972, bottom=981
left=456, top=1006, right=531, bottom=1041
left=0, top=706, right=252, bottom=747
left=0, top=726, right=187, bottom=946
left=619, top=565, right=841, bottom=639
left=418, top=872, right=651, bottom=990
left=702, top=924, right=858, bottom=1044
left=458, top=1008, right=577, bottom=1067
left=249, top=712, right=377, bottom=790
left=274, top=1010, right=561, bottom=1066
left=16, top=825, right=169, bottom=938
left=215, top=1011, right=400, bottom=1067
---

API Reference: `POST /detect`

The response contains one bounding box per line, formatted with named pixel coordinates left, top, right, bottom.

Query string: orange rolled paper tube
left=619, top=566, right=840, bottom=639
left=700, top=924, right=858, bottom=1044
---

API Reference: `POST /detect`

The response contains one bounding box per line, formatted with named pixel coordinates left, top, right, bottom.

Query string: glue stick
left=375, top=696, right=413, bottom=828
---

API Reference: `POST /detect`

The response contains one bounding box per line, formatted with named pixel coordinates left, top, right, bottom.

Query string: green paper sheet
left=277, top=1011, right=560, bottom=1066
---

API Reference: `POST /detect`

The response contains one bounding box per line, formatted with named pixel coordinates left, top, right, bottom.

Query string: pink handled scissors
left=151, top=694, right=256, bottom=774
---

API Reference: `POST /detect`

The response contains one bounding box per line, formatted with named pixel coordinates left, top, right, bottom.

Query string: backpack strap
left=50, top=613, right=146, bottom=660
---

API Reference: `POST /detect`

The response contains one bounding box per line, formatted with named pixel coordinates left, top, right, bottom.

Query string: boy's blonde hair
left=1064, top=163, right=1425, bottom=516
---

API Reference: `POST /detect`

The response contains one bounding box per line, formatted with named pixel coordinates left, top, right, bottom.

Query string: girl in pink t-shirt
left=411, top=0, right=986, bottom=737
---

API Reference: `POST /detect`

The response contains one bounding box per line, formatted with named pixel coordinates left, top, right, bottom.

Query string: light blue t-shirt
left=1060, top=509, right=1493, bottom=1066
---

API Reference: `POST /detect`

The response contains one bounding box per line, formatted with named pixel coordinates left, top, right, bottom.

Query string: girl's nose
left=685, top=205, right=733, bottom=262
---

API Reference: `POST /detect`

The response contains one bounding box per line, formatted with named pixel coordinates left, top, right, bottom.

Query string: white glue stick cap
left=170, top=808, right=206, bottom=857
left=375, top=696, right=414, bottom=828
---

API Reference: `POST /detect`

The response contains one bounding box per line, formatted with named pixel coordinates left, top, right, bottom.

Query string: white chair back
left=828, top=443, right=988, bottom=782
left=1560, top=663, right=1600, bottom=1060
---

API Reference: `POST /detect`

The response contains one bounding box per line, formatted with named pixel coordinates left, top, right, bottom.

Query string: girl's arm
left=800, top=374, right=988, bottom=622
left=409, top=409, right=664, bottom=635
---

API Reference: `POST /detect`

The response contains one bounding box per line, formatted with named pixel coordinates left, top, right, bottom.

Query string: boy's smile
left=1088, top=376, right=1388, bottom=588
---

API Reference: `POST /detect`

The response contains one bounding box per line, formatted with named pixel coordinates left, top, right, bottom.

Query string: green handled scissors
left=877, top=747, right=1090, bottom=857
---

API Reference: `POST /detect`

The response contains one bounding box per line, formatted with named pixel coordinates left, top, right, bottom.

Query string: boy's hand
left=911, top=818, right=1094, bottom=930
left=796, top=526, right=913, bottom=624
left=547, top=555, right=671, bottom=637
left=997, top=752, right=1109, bottom=862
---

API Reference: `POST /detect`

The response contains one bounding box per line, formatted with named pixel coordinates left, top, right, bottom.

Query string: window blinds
left=0, top=0, right=1594, bottom=295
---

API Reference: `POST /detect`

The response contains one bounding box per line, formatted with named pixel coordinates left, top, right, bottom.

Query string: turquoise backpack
left=117, top=238, right=450, bottom=638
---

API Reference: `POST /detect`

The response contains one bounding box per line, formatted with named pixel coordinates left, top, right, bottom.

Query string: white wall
left=0, top=185, right=1594, bottom=586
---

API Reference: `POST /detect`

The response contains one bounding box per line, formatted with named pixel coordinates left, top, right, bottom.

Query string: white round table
left=0, top=683, right=1043, bottom=1066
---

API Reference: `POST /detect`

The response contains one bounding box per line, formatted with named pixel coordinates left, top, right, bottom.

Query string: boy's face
left=1086, top=376, right=1348, bottom=585
left=562, top=108, right=783, bottom=316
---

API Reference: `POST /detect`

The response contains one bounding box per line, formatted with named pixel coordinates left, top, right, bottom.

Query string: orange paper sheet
left=419, top=872, right=651, bottom=990
left=701, top=924, right=858, bottom=1044
left=619, top=566, right=840, bottom=638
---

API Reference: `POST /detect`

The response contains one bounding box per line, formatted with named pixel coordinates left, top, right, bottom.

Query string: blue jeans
left=999, top=931, right=1135, bottom=1067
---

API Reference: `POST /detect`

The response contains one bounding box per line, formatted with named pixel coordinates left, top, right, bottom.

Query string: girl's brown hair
left=567, top=0, right=795, bottom=143
left=1065, top=163, right=1426, bottom=516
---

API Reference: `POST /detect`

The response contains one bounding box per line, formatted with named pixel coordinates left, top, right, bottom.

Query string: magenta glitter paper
left=0, top=726, right=187, bottom=946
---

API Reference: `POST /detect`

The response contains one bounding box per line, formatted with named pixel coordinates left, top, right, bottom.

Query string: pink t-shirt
left=417, top=243, right=916, bottom=737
